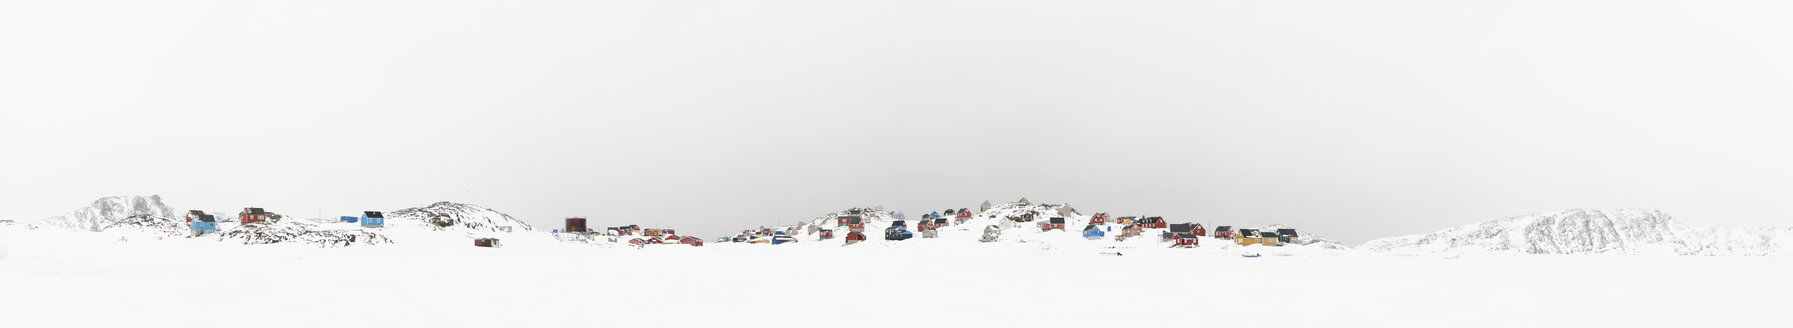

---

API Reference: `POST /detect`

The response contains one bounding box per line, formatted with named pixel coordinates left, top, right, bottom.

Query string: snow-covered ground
left=3, top=226, right=1788, bottom=328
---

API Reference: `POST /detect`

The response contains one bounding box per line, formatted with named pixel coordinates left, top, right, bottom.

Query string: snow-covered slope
left=216, top=219, right=392, bottom=247
left=1361, top=209, right=1791, bottom=256
left=99, top=214, right=187, bottom=237
left=387, top=201, right=534, bottom=232
left=37, top=195, right=179, bottom=232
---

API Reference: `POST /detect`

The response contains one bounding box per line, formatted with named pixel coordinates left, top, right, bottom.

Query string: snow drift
left=1360, top=209, right=1791, bottom=256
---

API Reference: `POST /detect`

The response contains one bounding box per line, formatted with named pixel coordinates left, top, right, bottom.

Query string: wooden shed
left=845, top=231, right=868, bottom=245
left=473, top=238, right=500, bottom=247
left=1172, top=233, right=1199, bottom=248
left=565, top=217, right=588, bottom=233
left=1041, top=217, right=1066, bottom=231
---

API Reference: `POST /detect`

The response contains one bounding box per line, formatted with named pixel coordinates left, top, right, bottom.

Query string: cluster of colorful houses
left=560, top=217, right=704, bottom=247
left=183, top=207, right=387, bottom=237
left=1068, top=212, right=1303, bottom=247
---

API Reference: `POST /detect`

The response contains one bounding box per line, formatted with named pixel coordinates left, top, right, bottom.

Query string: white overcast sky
left=3, top=0, right=1791, bottom=244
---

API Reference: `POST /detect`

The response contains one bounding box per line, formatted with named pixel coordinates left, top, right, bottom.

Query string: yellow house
left=1234, top=229, right=1261, bottom=246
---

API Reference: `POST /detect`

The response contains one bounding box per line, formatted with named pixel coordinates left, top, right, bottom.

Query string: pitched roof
left=1175, top=233, right=1199, bottom=239
left=1048, top=217, right=1065, bottom=224
left=1215, top=226, right=1232, bottom=231
left=933, top=218, right=947, bottom=224
left=363, top=211, right=384, bottom=218
left=196, top=214, right=216, bottom=222
left=1276, top=229, right=1299, bottom=237
left=1168, top=223, right=1195, bottom=232
left=188, top=210, right=205, bottom=216
left=243, top=207, right=266, bottom=215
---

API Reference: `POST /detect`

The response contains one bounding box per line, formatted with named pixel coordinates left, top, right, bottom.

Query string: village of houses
left=161, top=197, right=1324, bottom=252
left=543, top=198, right=1318, bottom=252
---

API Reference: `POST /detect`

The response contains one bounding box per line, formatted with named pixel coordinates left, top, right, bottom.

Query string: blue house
left=884, top=226, right=913, bottom=241
left=361, top=211, right=385, bottom=227
left=190, top=213, right=218, bottom=236
left=1082, top=225, right=1105, bottom=239
left=340, top=216, right=358, bottom=223
left=771, top=236, right=798, bottom=245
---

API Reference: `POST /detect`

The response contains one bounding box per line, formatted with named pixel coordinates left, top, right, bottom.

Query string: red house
left=1090, top=213, right=1110, bottom=225
left=847, top=217, right=865, bottom=231
left=955, top=210, right=973, bottom=220
left=681, top=236, right=703, bottom=246
left=1172, top=233, right=1199, bottom=247
left=240, top=208, right=270, bottom=224
left=820, top=229, right=834, bottom=239
left=1193, top=223, right=1207, bottom=236
left=1213, top=226, right=1234, bottom=239
left=1140, top=216, right=1167, bottom=229
left=1041, top=217, right=1066, bottom=231
left=646, top=237, right=662, bottom=244
left=628, top=238, right=645, bottom=246
left=845, top=231, right=868, bottom=244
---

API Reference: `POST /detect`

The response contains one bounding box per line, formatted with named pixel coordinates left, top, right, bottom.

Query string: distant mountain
left=38, top=195, right=179, bottom=232
left=387, top=201, right=534, bottom=232
left=1360, top=209, right=1790, bottom=256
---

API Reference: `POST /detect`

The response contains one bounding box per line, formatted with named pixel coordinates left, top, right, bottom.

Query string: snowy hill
left=99, top=214, right=187, bottom=237
left=976, top=198, right=1080, bottom=224
left=387, top=201, right=534, bottom=232
left=37, top=195, right=179, bottom=232
left=1360, top=209, right=1791, bottom=256
left=216, top=219, right=393, bottom=247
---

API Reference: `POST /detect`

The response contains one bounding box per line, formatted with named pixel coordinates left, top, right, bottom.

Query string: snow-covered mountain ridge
left=1361, top=209, right=1791, bottom=256
left=37, top=195, right=178, bottom=232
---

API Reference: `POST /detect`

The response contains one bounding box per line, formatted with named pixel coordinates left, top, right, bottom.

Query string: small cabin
left=1172, top=233, right=1199, bottom=247
left=891, top=219, right=907, bottom=228
left=361, top=211, right=385, bottom=227
left=646, top=237, right=662, bottom=244
left=944, top=209, right=956, bottom=217
left=240, top=207, right=270, bottom=224
left=1213, top=226, right=1235, bottom=239
left=565, top=218, right=588, bottom=233
left=848, top=218, right=865, bottom=232
left=1140, top=216, right=1166, bottom=229
left=339, top=216, right=358, bottom=224
left=819, top=229, right=834, bottom=239
left=845, top=231, right=868, bottom=245
left=1276, top=229, right=1299, bottom=244
left=933, top=218, right=949, bottom=228
left=1168, top=223, right=1198, bottom=236
left=1122, top=224, right=1143, bottom=237
left=1193, top=223, right=1207, bottom=236
left=1041, top=217, right=1066, bottom=231
left=884, top=226, right=913, bottom=241
left=680, top=236, right=703, bottom=246
left=473, top=238, right=500, bottom=247
left=1258, top=231, right=1283, bottom=246
left=1081, top=225, right=1105, bottom=239
left=1235, top=229, right=1260, bottom=245
left=629, top=238, right=646, bottom=246
left=956, top=208, right=972, bottom=219
left=190, top=213, right=218, bottom=236
left=1089, top=213, right=1110, bottom=225
left=186, top=210, right=206, bottom=222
